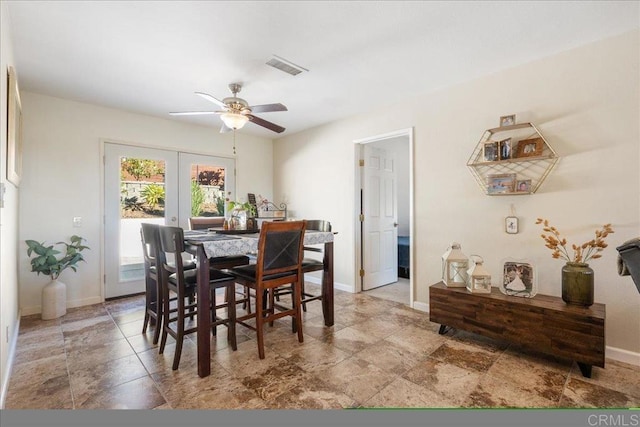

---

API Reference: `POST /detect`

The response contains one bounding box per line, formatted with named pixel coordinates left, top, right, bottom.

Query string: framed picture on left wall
left=7, top=66, right=23, bottom=186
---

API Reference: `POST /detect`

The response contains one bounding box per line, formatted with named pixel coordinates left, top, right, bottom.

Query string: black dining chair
left=274, top=220, right=331, bottom=312
left=229, top=220, right=306, bottom=359
left=157, top=225, right=238, bottom=370
left=140, top=223, right=196, bottom=344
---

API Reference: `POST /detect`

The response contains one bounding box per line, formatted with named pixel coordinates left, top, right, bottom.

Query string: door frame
left=99, top=138, right=236, bottom=301
left=353, top=128, right=414, bottom=307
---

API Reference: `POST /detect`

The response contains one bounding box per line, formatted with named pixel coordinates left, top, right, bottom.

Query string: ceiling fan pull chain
left=233, top=130, right=236, bottom=155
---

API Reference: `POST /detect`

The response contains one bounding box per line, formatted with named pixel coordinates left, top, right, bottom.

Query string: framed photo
left=487, top=173, right=515, bottom=194
left=7, top=66, right=23, bottom=187
left=498, top=138, right=512, bottom=160
left=516, top=137, right=543, bottom=158
left=505, top=216, right=518, bottom=234
left=500, top=114, right=515, bottom=127
left=500, top=259, right=537, bottom=298
left=483, top=142, right=498, bottom=162
left=516, top=179, right=531, bottom=193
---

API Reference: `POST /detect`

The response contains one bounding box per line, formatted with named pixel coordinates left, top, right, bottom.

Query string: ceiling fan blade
left=195, top=92, right=227, bottom=108
left=249, top=103, right=288, bottom=113
left=248, top=114, right=285, bottom=133
left=220, top=123, right=232, bottom=134
left=169, top=111, right=218, bottom=116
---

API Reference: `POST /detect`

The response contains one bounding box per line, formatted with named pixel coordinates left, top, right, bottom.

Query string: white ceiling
left=5, top=1, right=639, bottom=139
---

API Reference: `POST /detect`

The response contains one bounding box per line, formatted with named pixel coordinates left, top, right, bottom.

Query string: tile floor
left=5, top=283, right=640, bottom=409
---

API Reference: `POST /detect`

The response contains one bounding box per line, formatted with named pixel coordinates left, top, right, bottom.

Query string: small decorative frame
left=499, top=138, right=512, bottom=160
left=505, top=216, right=518, bottom=234
left=483, top=142, right=498, bottom=162
left=499, top=114, right=515, bottom=127
left=516, top=179, right=531, bottom=193
left=7, top=66, right=23, bottom=187
left=516, top=137, right=544, bottom=158
left=487, top=173, right=515, bottom=194
left=500, top=259, right=537, bottom=298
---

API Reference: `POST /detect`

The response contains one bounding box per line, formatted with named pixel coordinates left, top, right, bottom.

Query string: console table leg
left=438, top=325, right=451, bottom=335
left=577, top=362, right=593, bottom=378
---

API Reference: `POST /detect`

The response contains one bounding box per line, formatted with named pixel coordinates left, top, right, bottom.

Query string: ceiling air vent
left=266, top=55, right=308, bottom=76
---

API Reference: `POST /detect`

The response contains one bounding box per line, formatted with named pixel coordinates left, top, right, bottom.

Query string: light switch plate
left=505, top=216, right=518, bottom=234
left=73, top=217, right=82, bottom=227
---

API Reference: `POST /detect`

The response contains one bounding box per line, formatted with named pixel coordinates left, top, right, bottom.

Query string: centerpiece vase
left=561, top=262, right=594, bottom=307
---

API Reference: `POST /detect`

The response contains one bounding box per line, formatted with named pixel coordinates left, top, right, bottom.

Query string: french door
left=103, top=143, right=235, bottom=298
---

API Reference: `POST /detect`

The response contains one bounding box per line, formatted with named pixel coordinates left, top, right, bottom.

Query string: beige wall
left=274, top=30, right=640, bottom=358
left=17, top=92, right=274, bottom=315
left=0, top=2, right=20, bottom=407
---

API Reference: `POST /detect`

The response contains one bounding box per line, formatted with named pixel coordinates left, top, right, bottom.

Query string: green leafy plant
left=121, top=158, right=160, bottom=181
left=191, top=180, right=204, bottom=217
left=122, top=196, right=144, bottom=211
left=214, top=195, right=226, bottom=216
left=227, top=200, right=256, bottom=217
left=25, top=236, right=90, bottom=280
left=141, top=184, right=165, bottom=210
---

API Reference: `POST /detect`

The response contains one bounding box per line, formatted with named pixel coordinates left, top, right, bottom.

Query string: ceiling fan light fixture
left=221, top=112, right=249, bottom=130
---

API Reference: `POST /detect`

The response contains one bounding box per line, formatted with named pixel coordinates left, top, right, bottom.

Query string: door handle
left=171, top=216, right=177, bottom=222
left=393, top=222, right=398, bottom=227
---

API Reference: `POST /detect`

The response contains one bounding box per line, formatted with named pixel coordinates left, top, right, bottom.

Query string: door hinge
left=359, top=269, right=365, bottom=277
left=359, top=159, right=364, bottom=167
left=359, top=214, right=364, bottom=222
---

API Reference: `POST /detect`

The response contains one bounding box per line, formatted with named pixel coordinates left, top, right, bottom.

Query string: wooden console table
left=429, top=282, right=605, bottom=377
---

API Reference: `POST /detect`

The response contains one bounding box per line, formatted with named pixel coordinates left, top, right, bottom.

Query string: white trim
left=606, top=345, right=640, bottom=366
left=412, top=301, right=429, bottom=313
left=353, top=127, right=415, bottom=308
left=304, top=275, right=353, bottom=293
left=19, top=296, right=103, bottom=317
left=0, top=312, right=20, bottom=409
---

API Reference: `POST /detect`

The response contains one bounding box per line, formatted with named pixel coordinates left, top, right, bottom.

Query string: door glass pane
left=190, top=164, right=226, bottom=217
left=119, top=157, right=166, bottom=281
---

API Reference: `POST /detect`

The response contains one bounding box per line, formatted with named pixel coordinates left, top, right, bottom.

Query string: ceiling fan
left=169, top=83, right=287, bottom=133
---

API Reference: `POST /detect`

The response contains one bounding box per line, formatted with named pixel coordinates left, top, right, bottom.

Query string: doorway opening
left=354, top=128, right=413, bottom=307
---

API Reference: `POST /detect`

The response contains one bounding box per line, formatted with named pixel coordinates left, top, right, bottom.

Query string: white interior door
left=362, top=144, right=398, bottom=290
left=104, top=143, right=178, bottom=299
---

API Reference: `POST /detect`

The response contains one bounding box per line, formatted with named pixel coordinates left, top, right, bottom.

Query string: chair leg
left=211, top=288, right=218, bottom=337
left=152, top=278, right=163, bottom=345
left=301, top=280, right=307, bottom=312
left=255, top=287, right=265, bottom=359
left=226, top=284, right=237, bottom=351
left=294, top=280, right=304, bottom=343
left=159, top=287, right=170, bottom=355
left=142, top=311, right=150, bottom=334
left=172, top=293, right=185, bottom=370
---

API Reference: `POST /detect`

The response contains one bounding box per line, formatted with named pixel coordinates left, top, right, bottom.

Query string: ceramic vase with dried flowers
left=536, top=218, right=614, bottom=307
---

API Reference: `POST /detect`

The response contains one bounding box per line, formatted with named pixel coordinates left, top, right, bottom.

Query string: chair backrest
left=305, top=220, right=331, bottom=232
left=189, top=217, right=225, bottom=230
left=157, top=225, right=186, bottom=277
left=256, top=220, right=306, bottom=279
left=140, top=223, right=161, bottom=267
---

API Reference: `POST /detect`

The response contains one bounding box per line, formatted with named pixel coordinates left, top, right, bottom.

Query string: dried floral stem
left=535, top=218, right=614, bottom=264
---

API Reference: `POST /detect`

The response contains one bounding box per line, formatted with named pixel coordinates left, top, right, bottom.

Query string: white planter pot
left=42, top=279, right=67, bottom=320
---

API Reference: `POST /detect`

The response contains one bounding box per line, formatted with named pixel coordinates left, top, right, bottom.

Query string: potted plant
left=25, top=235, right=90, bottom=320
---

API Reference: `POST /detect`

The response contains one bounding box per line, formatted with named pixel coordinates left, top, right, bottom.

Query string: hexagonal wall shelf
left=467, top=122, right=558, bottom=195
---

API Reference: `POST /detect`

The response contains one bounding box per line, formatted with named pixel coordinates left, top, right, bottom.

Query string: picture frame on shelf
left=487, top=173, right=515, bottom=194
left=516, top=137, right=544, bottom=158
left=7, top=66, right=23, bottom=187
left=483, top=142, right=498, bottom=162
left=499, top=114, right=516, bottom=127
left=516, top=179, right=531, bottom=193
left=500, top=259, right=537, bottom=298
left=499, top=138, right=512, bottom=160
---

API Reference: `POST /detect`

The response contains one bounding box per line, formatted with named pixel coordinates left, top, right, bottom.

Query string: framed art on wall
left=7, top=66, right=23, bottom=187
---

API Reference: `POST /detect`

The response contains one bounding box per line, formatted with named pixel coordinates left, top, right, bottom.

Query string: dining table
left=184, top=228, right=335, bottom=377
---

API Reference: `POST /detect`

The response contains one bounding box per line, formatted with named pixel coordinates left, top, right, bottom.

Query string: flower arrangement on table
left=535, top=218, right=614, bottom=263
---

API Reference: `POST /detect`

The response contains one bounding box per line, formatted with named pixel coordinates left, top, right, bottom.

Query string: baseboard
left=606, top=345, right=640, bottom=366
left=20, top=296, right=103, bottom=317
left=304, top=275, right=353, bottom=293
left=0, top=312, right=21, bottom=409
left=412, top=300, right=429, bottom=313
